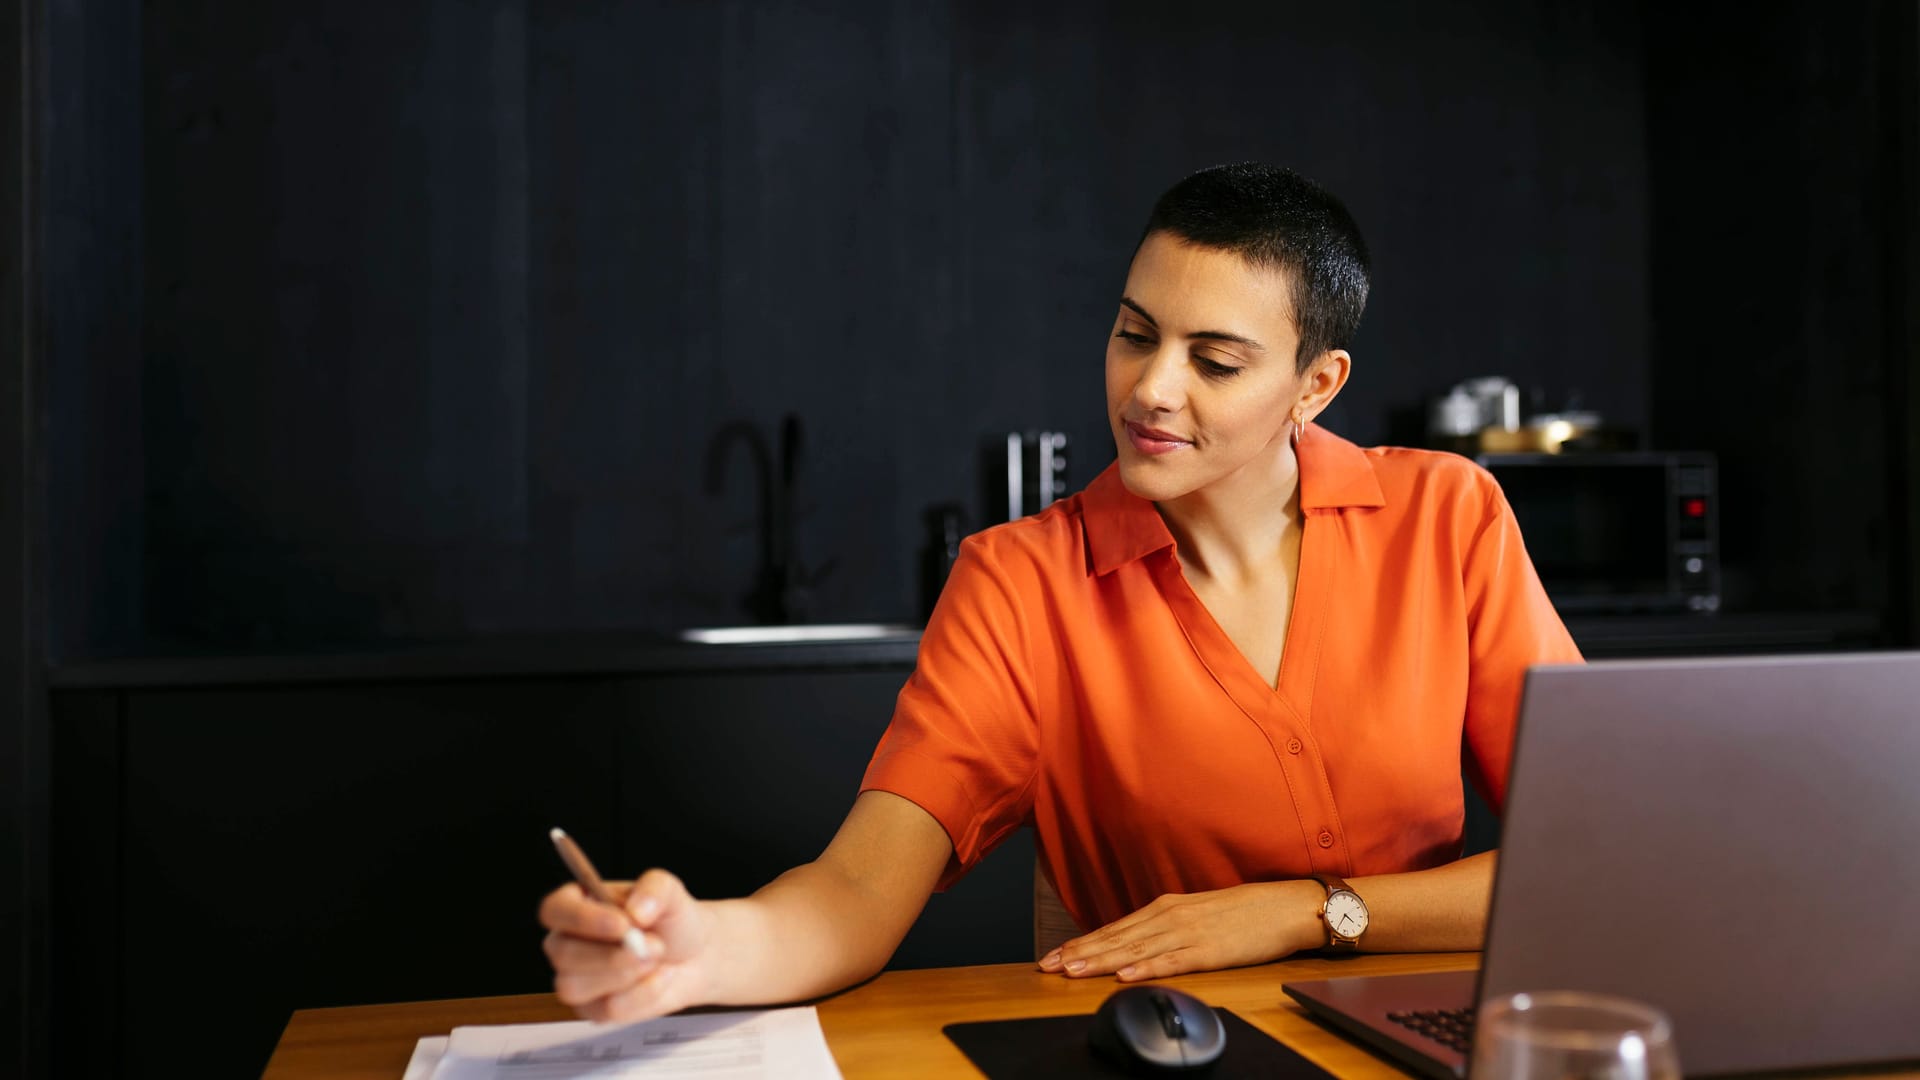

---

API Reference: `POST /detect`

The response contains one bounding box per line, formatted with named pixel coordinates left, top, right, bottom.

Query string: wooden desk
left=262, top=951, right=1479, bottom=1079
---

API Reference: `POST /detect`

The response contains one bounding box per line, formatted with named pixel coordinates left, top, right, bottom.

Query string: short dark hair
left=1141, top=163, right=1371, bottom=374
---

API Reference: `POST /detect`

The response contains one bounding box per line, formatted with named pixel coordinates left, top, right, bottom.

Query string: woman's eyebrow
left=1119, top=296, right=1159, bottom=327
left=1119, top=295, right=1265, bottom=352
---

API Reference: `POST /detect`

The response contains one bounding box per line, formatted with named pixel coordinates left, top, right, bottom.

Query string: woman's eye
left=1196, top=355, right=1242, bottom=379
left=1113, top=329, right=1153, bottom=346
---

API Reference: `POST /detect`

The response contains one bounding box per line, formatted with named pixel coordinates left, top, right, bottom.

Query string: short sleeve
left=1460, top=481, right=1584, bottom=815
left=860, top=534, right=1040, bottom=888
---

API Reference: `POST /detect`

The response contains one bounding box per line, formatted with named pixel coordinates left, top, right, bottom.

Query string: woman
left=539, top=163, right=1580, bottom=1023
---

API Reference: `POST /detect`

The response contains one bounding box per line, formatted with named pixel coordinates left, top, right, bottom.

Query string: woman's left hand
left=1038, top=880, right=1326, bottom=981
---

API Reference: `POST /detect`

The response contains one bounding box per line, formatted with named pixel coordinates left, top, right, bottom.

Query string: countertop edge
left=47, top=635, right=925, bottom=690
left=44, top=610, right=1884, bottom=691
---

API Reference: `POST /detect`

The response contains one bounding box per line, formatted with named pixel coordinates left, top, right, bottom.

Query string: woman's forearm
left=1039, top=853, right=1499, bottom=982
left=701, top=859, right=926, bottom=1005
left=1344, top=850, right=1498, bottom=953
left=700, top=790, right=952, bottom=1006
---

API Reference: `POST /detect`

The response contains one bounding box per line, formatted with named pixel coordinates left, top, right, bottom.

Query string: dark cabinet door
left=52, top=665, right=1034, bottom=1080
left=610, top=669, right=1034, bottom=971
left=110, top=679, right=622, bottom=1080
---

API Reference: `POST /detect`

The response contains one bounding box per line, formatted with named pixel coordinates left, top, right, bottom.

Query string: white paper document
left=404, top=1036, right=448, bottom=1080
left=422, top=1006, right=843, bottom=1080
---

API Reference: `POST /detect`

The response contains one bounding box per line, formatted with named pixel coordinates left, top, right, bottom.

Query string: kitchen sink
left=676, top=623, right=921, bottom=645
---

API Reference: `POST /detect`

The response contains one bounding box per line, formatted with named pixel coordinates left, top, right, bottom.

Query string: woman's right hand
left=539, top=868, right=713, bottom=1023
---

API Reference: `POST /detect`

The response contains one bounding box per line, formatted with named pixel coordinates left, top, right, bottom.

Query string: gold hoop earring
left=1292, top=413, right=1308, bottom=445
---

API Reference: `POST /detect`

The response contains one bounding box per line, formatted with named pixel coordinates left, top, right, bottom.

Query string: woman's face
left=1105, top=231, right=1338, bottom=504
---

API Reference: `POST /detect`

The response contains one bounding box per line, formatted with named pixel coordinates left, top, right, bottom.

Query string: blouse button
left=1318, top=831, right=1335, bottom=848
left=1285, top=737, right=1303, bottom=754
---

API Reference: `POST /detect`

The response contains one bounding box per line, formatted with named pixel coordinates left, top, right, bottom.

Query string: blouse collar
left=1081, top=421, right=1387, bottom=576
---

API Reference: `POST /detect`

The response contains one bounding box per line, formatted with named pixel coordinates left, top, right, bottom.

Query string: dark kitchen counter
left=44, top=609, right=1883, bottom=690
left=1562, top=609, right=1882, bottom=658
left=46, top=629, right=925, bottom=690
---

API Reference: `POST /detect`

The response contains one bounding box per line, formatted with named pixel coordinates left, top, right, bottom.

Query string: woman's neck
left=1154, top=443, right=1303, bottom=584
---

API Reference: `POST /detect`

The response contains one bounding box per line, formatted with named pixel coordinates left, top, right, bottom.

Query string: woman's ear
left=1297, top=349, right=1352, bottom=423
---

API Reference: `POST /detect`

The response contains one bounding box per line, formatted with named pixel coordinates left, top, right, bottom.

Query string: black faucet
left=705, top=414, right=832, bottom=625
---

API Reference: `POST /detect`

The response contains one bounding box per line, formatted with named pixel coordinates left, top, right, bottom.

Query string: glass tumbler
left=1469, top=991, right=1681, bottom=1080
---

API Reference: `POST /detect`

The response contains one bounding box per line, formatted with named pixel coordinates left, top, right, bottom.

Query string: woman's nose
left=1131, top=348, right=1187, bottom=413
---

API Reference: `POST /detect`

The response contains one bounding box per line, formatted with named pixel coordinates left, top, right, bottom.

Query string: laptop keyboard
left=1387, top=1007, right=1475, bottom=1053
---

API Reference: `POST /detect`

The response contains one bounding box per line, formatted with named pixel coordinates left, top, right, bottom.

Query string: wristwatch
left=1312, top=873, right=1370, bottom=952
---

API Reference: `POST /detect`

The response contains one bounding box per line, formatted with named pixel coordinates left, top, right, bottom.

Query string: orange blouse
left=860, top=423, right=1582, bottom=932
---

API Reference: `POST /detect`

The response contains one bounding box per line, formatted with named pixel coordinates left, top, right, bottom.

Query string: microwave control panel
left=1672, top=459, right=1719, bottom=612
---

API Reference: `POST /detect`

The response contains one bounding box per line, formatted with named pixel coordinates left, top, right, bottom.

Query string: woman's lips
left=1125, top=421, right=1191, bottom=455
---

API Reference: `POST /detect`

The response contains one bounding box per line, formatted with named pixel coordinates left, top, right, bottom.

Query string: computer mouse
left=1088, top=984, right=1228, bottom=1073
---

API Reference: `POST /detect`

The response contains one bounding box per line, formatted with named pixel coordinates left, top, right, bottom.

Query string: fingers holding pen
left=545, top=929, right=659, bottom=1005
left=543, top=880, right=668, bottom=962
left=622, top=868, right=698, bottom=952
left=540, top=882, right=636, bottom=942
left=624, top=868, right=687, bottom=918
left=541, top=833, right=712, bottom=1022
left=583, top=963, right=685, bottom=1025
left=545, top=828, right=666, bottom=963
left=544, top=924, right=683, bottom=1024
left=541, top=891, right=672, bottom=1020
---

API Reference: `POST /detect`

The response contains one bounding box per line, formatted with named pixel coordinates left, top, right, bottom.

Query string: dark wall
left=50, top=0, right=1655, bottom=658
left=1890, top=0, right=1920, bottom=646
left=44, top=0, right=143, bottom=659
left=2, top=0, right=50, bottom=1074
left=1644, top=0, right=1915, bottom=620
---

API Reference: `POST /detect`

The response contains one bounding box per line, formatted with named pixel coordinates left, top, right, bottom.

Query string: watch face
left=1325, top=891, right=1369, bottom=939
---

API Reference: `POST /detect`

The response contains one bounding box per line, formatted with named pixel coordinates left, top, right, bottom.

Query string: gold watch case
left=1313, top=873, right=1370, bottom=951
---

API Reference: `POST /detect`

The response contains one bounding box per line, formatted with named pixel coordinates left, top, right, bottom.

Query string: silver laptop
left=1283, top=652, right=1920, bottom=1077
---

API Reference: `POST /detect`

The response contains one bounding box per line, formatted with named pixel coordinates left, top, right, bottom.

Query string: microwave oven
left=1475, top=452, right=1720, bottom=614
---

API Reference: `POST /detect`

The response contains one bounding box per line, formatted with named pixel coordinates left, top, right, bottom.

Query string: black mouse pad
left=943, top=1007, right=1337, bottom=1079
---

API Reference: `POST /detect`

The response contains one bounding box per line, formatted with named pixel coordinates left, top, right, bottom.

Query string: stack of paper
left=403, top=1006, right=844, bottom=1079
